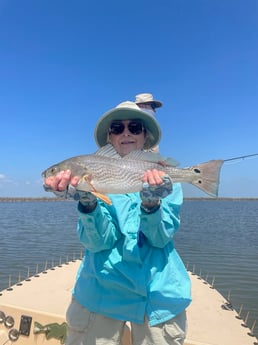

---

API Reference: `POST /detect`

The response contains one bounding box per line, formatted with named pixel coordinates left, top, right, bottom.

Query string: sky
left=0, top=0, right=257, bottom=198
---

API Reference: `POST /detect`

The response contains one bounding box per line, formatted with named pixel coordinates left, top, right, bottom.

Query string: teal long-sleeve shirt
left=72, top=183, right=191, bottom=326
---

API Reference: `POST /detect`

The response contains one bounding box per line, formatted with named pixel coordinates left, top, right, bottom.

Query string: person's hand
left=140, top=169, right=173, bottom=212
left=43, top=170, right=79, bottom=192
left=43, top=170, right=97, bottom=212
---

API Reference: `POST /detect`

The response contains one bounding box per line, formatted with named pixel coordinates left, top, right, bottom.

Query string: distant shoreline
left=0, top=197, right=257, bottom=202
left=0, top=197, right=71, bottom=202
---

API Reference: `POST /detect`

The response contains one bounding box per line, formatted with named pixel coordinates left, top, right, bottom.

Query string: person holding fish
left=43, top=101, right=192, bottom=345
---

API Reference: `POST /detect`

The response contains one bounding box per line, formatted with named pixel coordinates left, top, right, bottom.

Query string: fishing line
left=224, top=153, right=258, bottom=164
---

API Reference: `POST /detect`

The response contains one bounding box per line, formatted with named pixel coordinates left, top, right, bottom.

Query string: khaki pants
left=66, top=298, right=187, bottom=345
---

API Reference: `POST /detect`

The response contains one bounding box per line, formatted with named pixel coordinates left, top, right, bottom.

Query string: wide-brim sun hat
left=94, top=101, right=162, bottom=150
left=135, top=93, right=163, bottom=108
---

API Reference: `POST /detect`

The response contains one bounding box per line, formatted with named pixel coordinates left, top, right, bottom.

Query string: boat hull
left=0, top=260, right=256, bottom=345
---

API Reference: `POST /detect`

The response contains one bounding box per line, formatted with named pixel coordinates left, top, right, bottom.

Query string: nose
left=122, top=125, right=131, bottom=135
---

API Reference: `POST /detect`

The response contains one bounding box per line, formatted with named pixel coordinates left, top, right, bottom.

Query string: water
left=0, top=201, right=83, bottom=284
left=177, top=199, right=258, bottom=338
left=0, top=200, right=258, bottom=338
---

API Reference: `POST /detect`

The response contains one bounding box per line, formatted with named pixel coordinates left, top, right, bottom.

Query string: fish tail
left=189, top=160, right=224, bottom=197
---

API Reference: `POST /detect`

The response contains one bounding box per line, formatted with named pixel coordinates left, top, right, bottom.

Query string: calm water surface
left=0, top=200, right=257, bottom=337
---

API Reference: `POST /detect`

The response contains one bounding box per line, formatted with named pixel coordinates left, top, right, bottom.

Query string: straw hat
left=135, top=93, right=163, bottom=108
left=94, top=101, right=162, bottom=150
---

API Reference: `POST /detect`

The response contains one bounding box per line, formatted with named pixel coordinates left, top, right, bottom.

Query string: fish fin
left=94, top=144, right=122, bottom=159
left=75, top=174, right=92, bottom=192
left=188, top=160, right=224, bottom=197
left=124, top=150, right=179, bottom=166
left=95, top=144, right=179, bottom=166
left=84, top=176, right=113, bottom=205
left=77, top=175, right=112, bottom=205
left=92, top=192, right=112, bottom=205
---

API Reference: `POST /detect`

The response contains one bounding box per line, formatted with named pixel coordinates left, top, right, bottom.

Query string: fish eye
left=50, top=166, right=58, bottom=174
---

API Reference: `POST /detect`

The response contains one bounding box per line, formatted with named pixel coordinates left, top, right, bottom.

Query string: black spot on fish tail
left=190, top=160, right=224, bottom=197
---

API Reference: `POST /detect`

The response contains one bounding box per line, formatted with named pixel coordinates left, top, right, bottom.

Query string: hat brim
left=136, top=100, right=163, bottom=108
left=94, top=107, right=161, bottom=150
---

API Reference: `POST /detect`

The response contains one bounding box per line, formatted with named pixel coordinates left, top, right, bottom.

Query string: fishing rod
left=224, top=153, right=258, bottom=162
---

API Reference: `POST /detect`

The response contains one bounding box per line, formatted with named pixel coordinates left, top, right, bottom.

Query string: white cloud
left=0, top=173, right=54, bottom=196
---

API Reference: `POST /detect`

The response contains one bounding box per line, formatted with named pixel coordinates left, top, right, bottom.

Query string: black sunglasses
left=109, top=120, right=145, bottom=135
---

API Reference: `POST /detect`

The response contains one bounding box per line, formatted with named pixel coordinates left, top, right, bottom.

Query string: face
left=137, top=103, right=156, bottom=116
left=108, top=120, right=146, bottom=157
